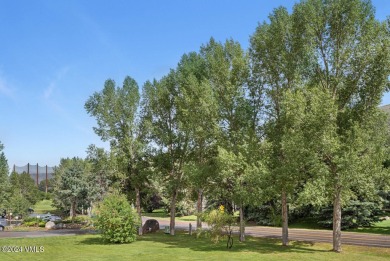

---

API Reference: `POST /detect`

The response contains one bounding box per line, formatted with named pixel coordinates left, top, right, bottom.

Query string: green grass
left=348, top=219, right=390, bottom=235
left=0, top=231, right=389, bottom=261
left=143, top=209, right=197, bottom=222
left=33, top=200, right=57, bottom=214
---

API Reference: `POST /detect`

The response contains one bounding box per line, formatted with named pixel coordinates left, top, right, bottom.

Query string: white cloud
left=43, top=66, right=69, bottom=100
left=44, top=82, right=55, bottom=99
left=0, top=74, right=15, bottom=99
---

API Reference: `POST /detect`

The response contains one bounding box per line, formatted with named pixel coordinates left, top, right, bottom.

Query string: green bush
left=246, top=204, right=282, bottom=226
left=23, top=217, right=46, bottom=227
left=199, top=206, right=236, bottom=244
left=94, top=193, right=140, bottom=244
left=317, top=200, right=384, bottom=230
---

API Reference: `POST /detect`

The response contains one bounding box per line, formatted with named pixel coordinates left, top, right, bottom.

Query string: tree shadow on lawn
left=79, top=231, right=329, bottom=254
left=142, top=232, right=330, bottom=254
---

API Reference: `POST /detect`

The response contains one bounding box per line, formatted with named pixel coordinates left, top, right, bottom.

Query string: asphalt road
left=1, top=218, right=389, bottom=248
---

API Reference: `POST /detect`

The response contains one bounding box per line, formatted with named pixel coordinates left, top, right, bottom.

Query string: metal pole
left=27, top=163, right=29, bottom=174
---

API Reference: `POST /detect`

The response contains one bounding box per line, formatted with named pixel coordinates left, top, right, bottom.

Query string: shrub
left=246, top=203, right=282, bottom=226
left=199, top=205, right=236, bottom=246
left=23, top=217, right=45, bottom=227
left=317, top=200, right=384, bottom=229
left=94, top=193, right=140, bottom=243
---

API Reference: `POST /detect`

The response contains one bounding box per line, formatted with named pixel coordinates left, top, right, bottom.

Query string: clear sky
left=1, top=0, right=389, bottom=168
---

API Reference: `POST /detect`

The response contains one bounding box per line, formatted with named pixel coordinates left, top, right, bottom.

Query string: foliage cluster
left=82, top=0, right=390, bottom=251
left=22, top=217, right=46, bottom=227
left=317, top=200, right=384, bottom=229
left=198, top=206, right=236, bottom=245
left=0, top=0, right=388, bottom=254
left=94, top=193, right=140, bottom=243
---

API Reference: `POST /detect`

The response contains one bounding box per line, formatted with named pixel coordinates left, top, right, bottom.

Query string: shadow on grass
left=78, top=231, right=329, bottom=254
left=142, top=231, right=329, bottom=254
left=78, top=236, right=109, bottom=245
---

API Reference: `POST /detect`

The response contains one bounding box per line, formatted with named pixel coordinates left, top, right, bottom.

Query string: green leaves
left=52, top=157, right=90, bottom=216
left=250, top=0, right=390, bottom=250
left=85, top=76, right=140, bottom=151
left=0, top=142, right=10, bottom=209
left=201, top=208, right=236, bottom=244
left=95, top=193, right=140, bottom=243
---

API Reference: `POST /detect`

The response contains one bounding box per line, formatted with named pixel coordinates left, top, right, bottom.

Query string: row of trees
left=0, top=142, right=46, bottom=217
left=0, top=0, right=388, bottom=253
left=83, top=0, right=390, bottom=252
left=51, top=146, right=114, bottom=221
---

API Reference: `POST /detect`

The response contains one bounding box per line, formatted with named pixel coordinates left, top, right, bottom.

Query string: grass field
left=0, top=231, right=389, bottom=261
left=33, top=200, right=57, bottom=214
left=348, top=219, right=390, bottom=235
left=143, top=209, right=197, bottom=222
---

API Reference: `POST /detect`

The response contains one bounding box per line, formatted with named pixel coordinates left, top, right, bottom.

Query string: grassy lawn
left=348, top=219, right=390, bottom=235
left=33, top=200, right=57, bottom=214
left=143, top=209, right=197, bottom=222
left=0, top=231, right=389, bottom=261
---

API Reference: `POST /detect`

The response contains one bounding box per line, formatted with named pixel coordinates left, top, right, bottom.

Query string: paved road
left=1, top=218, right=389, bottom=248
left=143, top=217, right=390, bottom=248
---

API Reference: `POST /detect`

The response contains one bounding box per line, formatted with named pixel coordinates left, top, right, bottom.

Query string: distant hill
left=380, top=104, right=390, bottom=114
left=379, top=104, right=390, bottom=126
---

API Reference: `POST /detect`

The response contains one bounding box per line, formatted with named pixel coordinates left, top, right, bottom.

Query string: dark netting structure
left=13, top=164, right=55, bottom=192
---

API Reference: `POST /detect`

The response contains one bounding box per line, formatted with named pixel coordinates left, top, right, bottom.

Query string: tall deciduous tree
left=175, top=51, right=218, bottom=229
left=85, top=76, right=147, bottom=233
left=201, top=38, right=254, bottom=242
left=250, top=6, right=310, bottom=246
left=141, top=71, right=191, bottom=235
left=251, top=0, right=390, bottom=251
left=292, top=0, right=390, bottom=252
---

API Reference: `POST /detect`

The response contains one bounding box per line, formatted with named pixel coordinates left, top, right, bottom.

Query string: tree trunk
left=281, top=190, right=288, bottom=246
left=332, top=186, right=342, bottom=252
left=196, top=188, right=203, bottom=229
left=87, top=201, right=93, bottom=217
left=135, top=187, right=142, bottom=235
left=170, top=190, right=178, bottom=235
left=70, top=200, right=76, bottom=223
left=239, top=203, right=245, bottom=242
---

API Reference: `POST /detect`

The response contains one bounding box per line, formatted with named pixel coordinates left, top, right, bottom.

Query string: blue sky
left=1, top=0, right=389, bottom=168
